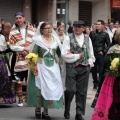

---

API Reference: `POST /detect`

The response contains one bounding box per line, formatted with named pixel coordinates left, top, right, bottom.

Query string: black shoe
left=75, top=114, right=84, bottom=120
left=42, top=112, right=51, bottom=120
left=93, top=84, right=97, bottom=90
left=35, top=109, right=41, bottom=119
left=64, top=111, right=70, bottom=119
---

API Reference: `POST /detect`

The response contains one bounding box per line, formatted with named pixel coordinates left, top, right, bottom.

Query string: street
left=0, top=73, right=96, bottom=120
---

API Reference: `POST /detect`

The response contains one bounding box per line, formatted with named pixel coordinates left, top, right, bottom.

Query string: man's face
left=115, top=23, right=119, bottom=28
left=109, top=23, right=114, bottom=29
left=73, top=25, right=85, bottom=35
left=96, top=22, right=103, bottom=30
left=15, top=15, right=25, bottom=27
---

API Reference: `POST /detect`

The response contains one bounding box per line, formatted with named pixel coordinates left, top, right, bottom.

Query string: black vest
left=66, top=33, right=89, bottom=67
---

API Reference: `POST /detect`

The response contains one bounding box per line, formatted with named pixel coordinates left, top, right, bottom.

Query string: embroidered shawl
left=9, top=24, right=35, bottom=72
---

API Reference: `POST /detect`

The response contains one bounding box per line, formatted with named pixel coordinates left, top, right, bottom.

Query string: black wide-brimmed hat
left=73, top=20, right=85, bottom=26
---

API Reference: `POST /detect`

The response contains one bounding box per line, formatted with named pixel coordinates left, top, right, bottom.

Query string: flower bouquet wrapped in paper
left=25, top=53, right=38, bottom=76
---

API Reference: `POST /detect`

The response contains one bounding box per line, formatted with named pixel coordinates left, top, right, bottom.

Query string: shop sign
left=111, top=0, right=120, bottom=8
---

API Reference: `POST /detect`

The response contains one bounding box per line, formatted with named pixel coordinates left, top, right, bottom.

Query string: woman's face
left=58, top=27, right=64, bottom=35
left=41, top=24, right=52, bottom=36
left=85, top=28, right=91, bottom=34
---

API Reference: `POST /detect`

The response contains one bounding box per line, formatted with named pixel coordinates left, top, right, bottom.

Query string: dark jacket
left=89, top=30, right=111, bottom=55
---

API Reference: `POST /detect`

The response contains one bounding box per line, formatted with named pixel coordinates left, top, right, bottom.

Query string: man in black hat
left=9, top=12, right=35, bottom=107
left=61, top=20, right=95, bottom=120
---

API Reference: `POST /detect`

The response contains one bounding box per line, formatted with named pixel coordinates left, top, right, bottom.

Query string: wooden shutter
left=0, top=0, right=23, bottom=25
left=79, top=1, right=92, bottom=26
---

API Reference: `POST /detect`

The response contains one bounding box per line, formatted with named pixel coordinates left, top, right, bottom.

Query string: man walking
left=61, top=20, right=95, bottom=120
left=9, top=12, right=34, bottom=107
left=89, top=20, right=111, bottom=90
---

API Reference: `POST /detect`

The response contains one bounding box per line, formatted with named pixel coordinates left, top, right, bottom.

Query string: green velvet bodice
left=32, top=44, right=58, bottom=67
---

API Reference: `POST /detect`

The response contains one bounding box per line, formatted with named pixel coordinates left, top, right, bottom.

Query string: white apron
left=34, top=35, right=63, bottom=100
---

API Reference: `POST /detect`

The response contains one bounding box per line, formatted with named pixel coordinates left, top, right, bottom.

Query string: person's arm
left=88, top=37, right=95, bottom=67
left=61, top=36, right=81, bottom=63
left=104, top=32, right=111, bottom=55
left=9, top=33, right=25, bottom=52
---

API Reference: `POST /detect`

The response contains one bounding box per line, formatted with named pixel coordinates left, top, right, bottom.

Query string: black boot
left=64, top=91, right=74, bottom=119
left=93, top=83, right=97, bottom=90
left=75, top=114, right=84, bottom=120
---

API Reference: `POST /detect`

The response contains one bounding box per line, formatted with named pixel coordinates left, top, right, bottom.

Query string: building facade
left=0, top=0, right=118, bottom=26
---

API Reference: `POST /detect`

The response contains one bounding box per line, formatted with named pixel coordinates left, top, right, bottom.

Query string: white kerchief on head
left=30, top=21, right=62, bottom=52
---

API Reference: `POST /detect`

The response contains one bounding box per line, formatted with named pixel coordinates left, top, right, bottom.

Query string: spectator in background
left=57, top=21, right=61, bottom=28
left=109, top=22, right=116, bottom=35
left=89, top=20, right=111, bottom=91
left=114, top=21, right=120, bottom=29
left=67, top=20, right=73, bottom=35
left=103, top=25, right=113, bottom=43
left=84, top=26, right=91, bottom=36
left=91, top=23, right=97, bottom=31
left=33, top=21, right=40, bottom=32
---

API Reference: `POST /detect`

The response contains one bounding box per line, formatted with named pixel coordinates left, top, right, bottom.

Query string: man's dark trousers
left=91, top=54, right=105, bottom=87
left=64, top=65, right=90, bottom=116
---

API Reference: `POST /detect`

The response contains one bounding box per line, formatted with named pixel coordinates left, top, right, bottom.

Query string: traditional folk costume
left=61, top=21, right=95, bottom=119
left=0, top=34, right=16, bottom=104
left=27, top=22, right=63, bottom=109
left=9, top=23, right=34, bottom=105
left=91, top=44, right=120, bottom=120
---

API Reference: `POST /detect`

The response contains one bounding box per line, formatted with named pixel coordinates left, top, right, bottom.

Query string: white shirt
left=20, top=27, right=26, bottom=41
left=61, top=33, right=95, bottom=67
left=75, top=34, right=84, bottom=47
left=0, top=34, right=7, bottom=51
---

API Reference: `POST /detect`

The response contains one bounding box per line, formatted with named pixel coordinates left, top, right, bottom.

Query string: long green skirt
left=27, top=71, right=63, bottom=109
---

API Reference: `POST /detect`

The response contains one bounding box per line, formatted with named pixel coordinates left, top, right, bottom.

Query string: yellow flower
left=25, top=53, right=38, bottom=63
left=6, top=42, right=9, bottom=45
left=110, top=58, right=119, bottom=70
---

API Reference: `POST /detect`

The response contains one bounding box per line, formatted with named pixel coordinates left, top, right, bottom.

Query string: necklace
left=43, top=35, right=52, bottom=45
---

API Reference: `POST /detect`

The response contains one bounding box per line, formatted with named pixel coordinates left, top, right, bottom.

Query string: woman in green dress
left=27, top=22, right=63, bottom=119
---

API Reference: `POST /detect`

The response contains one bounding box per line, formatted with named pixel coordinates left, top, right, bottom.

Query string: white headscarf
left=30, top=21, right=62, bottom=52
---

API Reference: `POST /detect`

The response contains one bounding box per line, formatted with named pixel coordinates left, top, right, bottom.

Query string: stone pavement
left=0, top=73, right=96, bottom=120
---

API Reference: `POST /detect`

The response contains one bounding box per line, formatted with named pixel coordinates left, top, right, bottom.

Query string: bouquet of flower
left=105, top=54, right=120, bottom=77
left=25, top=53, right=38, bottom=76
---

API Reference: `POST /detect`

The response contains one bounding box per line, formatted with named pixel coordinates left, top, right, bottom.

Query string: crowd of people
left=1, top=11, right=120, bottom=120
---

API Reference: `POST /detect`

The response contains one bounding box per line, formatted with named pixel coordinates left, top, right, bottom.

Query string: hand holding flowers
left=25, top=53, right=38, bottom=76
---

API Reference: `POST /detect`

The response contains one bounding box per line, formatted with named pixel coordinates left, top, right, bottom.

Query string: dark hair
left=57, top=21, right=61, bottom=28
left=97, top=20, right=105, bottom=25
left=58, top=27, right=64, bottom=32
left=40, top=22, right=50, bottom=34
left=85, top=26, right=91, bottom=29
